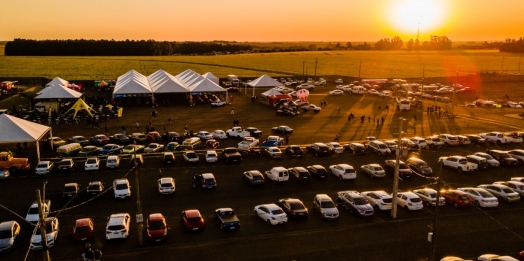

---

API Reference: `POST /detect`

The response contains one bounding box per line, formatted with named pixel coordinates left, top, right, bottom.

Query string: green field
left=0, top=50, right=522, bottom=80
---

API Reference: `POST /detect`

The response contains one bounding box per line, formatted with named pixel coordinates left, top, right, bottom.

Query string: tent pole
left=252, top=85, right=255, bottom=97
left=36, top=140, right=40, bottom=162
left=226, top=90, right=229, bottom=104
left=49, top=128, right=53, bottom=151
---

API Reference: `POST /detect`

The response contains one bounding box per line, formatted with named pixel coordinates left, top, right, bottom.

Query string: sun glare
left=387, top=0, right=447, bottom=37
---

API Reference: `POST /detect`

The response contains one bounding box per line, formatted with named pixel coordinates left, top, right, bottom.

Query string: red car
left=72, top=218, right=94, bottom=241
left=90, top=134, right=110, bottom=145
left=147, top=213, right=167, bottom=242
left=181, top=209, right=204, bottom=231
left=441, top=189, right=472, bottom=207
left=205, top=139, right=220, bottom=149
left=147, top=132, right=161, bottom=142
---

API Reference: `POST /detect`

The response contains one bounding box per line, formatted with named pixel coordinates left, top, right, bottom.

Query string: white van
left=181, top=137, right=202, bottom=150
left=351, top=86, right=367, bottom=94
left=264, top=167, right=289, bottom=183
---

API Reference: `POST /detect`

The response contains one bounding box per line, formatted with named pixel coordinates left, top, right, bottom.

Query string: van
left=264, top=167, right=289, bottom=183
left=181, top=137, right=201, bottom=150
left=56, top=143, right=82, bottom=157
left=351, top=86, right=367, bottom=94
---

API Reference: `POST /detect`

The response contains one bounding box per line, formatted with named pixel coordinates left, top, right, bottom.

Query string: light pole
left=430, top=162, right=443, bottom=261
left=36, top=189, right=51, bottom=261
left=391, top=117, right=406, bottom=218
left=134, top=149, right=144, bottom=247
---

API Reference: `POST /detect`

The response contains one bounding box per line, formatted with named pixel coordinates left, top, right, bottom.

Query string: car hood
left=148, top=228, right=166, bottom=237
left=322, top=208, right=339, bottom=215
left=32, top=232, right=56, bottom=243
left=0, top=238, right=12, bottom=247
left=355, top=204, right=373, bottom=212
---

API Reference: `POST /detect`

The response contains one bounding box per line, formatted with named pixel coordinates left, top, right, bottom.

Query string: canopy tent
left=64, top=98, right=95, bottom=119
left=0, top=114, right=52, bottom=161
left=148, top=70, right=188, bottom=93
left=188, top=78, right=226, bottom=93
left=261, top=88, right=283, bottom=97
left=35, top=85, right=83, bottom=99
left=202, top=72, right=219, bottom=85
left=113, top=70, right=152, bottom=97
left=175, top=69, right=205, bottom=87
left=45, top=77, right=69, bottom=87
left=246, top=74, right=282, bottom=96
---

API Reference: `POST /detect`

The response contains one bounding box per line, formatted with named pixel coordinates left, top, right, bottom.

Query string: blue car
left=99, top=144, right=123, bottom=155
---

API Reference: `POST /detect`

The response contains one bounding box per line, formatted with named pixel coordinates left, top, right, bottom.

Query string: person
left=368, top=116, right=371, bottom=123
left=136, top=122, right=140, bottom=130
left=84, top=243, right=94, bottom=261
left=334, top=133, right=339, bottom=142
left=158, top=169, right=163, bottom=178
left=377, top=119, right=379, bottom=126
left=348, top=115, right=351, bottom=122
left=168, top=117, right=171, bottom=125
left=94, top=248, right=102, bottom=260
left=381, top=116, right=385, bottom=125
left=185, top=124, right=188, bottom=131
left=285, top=134, right=290, bottom=145
left=104, top=125, right=108, bottom=136
left=230, top=94, right=234, bottom=102
left=231, top=107, right=235, bottom=115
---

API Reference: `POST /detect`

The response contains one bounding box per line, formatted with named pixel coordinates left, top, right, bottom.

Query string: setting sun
left=387, top=0, right=449, bottom=37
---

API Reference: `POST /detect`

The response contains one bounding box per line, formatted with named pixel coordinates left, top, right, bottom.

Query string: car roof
left=160, top=177, right=174, bottom=183
left=337, top=164, right=353, bottom=169
left=75, top=218, right=92, bottom=227
left=311, top=165, right=325, bottom=169
left=114, top=179, right=129, bottom=184
left=148, top=213, right=165, bottom=221
left=400, top=192, right=418, bottom=198
left=0, top=221, right=17, bottom=230
left=315, top=194, right=332, bottom=201
left=201, top=173, right=214, bottom=179
left=108, top=213, right=129, bottom=224
left=369, top=163, right=382, bottom=168
left=261, top=204, right=280, bottom=211
left=184, top=209, right=202, bottom=218
left=415, top=188, right=436, bottom=193
left=64, top=183, right=79, bottom=187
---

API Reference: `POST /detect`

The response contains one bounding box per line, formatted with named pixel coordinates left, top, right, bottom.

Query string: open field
left=0, top=50, right=523, bottom=80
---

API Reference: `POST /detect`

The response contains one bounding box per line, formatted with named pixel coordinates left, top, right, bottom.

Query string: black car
left=285, top=145, right=304, bottom=157
left=57, top=159, right=75, bottom=173
left=271, top=126, right=294, bottom=134
left=167, top=132, right=182, bottom=143
left=63, top=183, right=81, bottom=198
left=306, top=143, right=331, bottom=157
left=384, top=159, right=412, bottom=178
left=86, top=181, right=104, bottom=196
left=465, top=135, right=486, bottom=145
left=488, top=150, right=518, bottom=166
left=278, top=198, right=308, bottom=218
left=67, top=136, right=90, bottom=147
left=405, top=158, right=432, bottom=176
left=109, top=134, right=131, bottom=145
left=242, top=170, right=265, bottom=185
left=306, top=165, right=328, bottom=179
left=192, top=173, right=217, bottom=189
left=245, top=127, right=263, bottom=138
left=345, top=143, right=367, bottom=154
left=287, top=167, right=311, bottom=183
left=77, top=146, right=102, bottom=157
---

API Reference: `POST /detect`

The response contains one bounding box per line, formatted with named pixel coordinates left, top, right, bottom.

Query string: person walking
left=368, top=116, right=371, bottom=124
left=348, top=115, right=351, bottom=122
left=168, top=117, right=171, bottom=125
left=334, top=133, right=339, bottom=142
left=231, top=107, right=235, bottom=115
left=158, top=169, right=163, bottom=179
left=381, top=116, right=385, bottom=125
left=377, top=119, right=379, bottom=126
left=285, top=134, right=290, bottom=145
left=136, top=122, right=140, bottom=131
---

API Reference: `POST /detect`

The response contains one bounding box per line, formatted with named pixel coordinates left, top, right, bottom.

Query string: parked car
left=384, top=160, right=412, bottom=178
left=493, top=181, right=524, bottom=197
left=406, top=157, right=432, bottom=176
left=158, top=177, right=175, bottom=194
left=466, top=135, right=486, bottom=145
left=181, top=209, right=205, bottom=231
left=192, top=173, right=217, bottom=189
left=413, top=188, right=445, bottom=206
left=312, top=194, right=339, bottom=220
left=487, top=150, right=518, bottom=166
left=0, top=221, right=20, bottom=253
left=327, top=142, right=344, bottom=154
left=466, top=155, right=489, bottom=170
left=63, top=183, right=81, bottom=198
left=474, top=152, right=500, bottom=167
left=508, top=149, right=524, bottom=164
left=360, top=164, right=386, bottom=178
left=205, top=150, right=218, bottom=163
left=113, top=179, right=131, bottom=199
left=183, top=151, right=200, bottom=164
left=215, top=208, right=240, bottom=230
left=306, top=165, right=328, bottom=179
left=254, top=204, right=288, bottom=225
left=99, top=144, right=123, bottom=155
left=368, top=140, right=391, bottom=155
left=285, top=145, right=304, bottom=157
left=144, top=143, right=164, bottom=153
left=195, top=131, right=213, bottom=140
left=278, top=198, right=308, bottom=219
left=165, top=142, right=181, bottom=152
left=395, top=192, right=423, bottom=211
left=35, top=161, right=54, bottom=175
left=25, top=200, right=50, bottom=223
left=212, top=130, right=228, bottom=140
left=287, top=167, right=311, bottom=183
left=329, top=90, right=344, bottom=95
left=478, top=184, right=520, bottom=202
left=336, top=190, right=374, bottom=217
left=345, top=143, right=367, bottom=154
left=77, top=146, right=101, bottom=157
left=72, top=218, right=94, bottom=242
left=87, top=181, right=104, bottom=196
left=57, top=159, right=75, bottom=173
left=306, top=143, right=331, bottom=156
left=84, top=157, right=100, bottom=171
left=147, top=213, right=167, bottom=242
left=122, top=144, right=145, bottom=154
left=360, top=191, right=393, bottom=211
left=105, top=213, right=130, bottom=239
left=440, top=189, right=472, bottom=208
left=457, top=187, right=498, bottom=207
left=243, top=170, right=265, bottom=185
left=67, top=136, right=90, bottom=147
left=264, top=147, right=283, bottom=158
left=329, top=164, right=357, bottom=180
left=30, top=217, right=59, bottom=249
left=245, top=127, right=263, bottom=138
left=271, top=125, right=294, bottom=134
left=109, top=134, right=131, bottom=145
left=90, top=134, right=110, bottom=145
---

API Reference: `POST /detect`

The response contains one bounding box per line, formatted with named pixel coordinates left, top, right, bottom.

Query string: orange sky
left=1, top=0, right=522, bottom=42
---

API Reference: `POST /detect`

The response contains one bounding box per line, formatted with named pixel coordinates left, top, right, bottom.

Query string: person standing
left=334, top=133, right=339, bottom=142
left=136, top=122, right=140, bottom=131
left=168, top=117, right=171, bottom=125
left=285, top=134, right=290, bottom=145
left=231, top=107, right=235, bottom=115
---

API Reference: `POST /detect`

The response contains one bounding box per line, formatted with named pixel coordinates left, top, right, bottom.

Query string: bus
left=396, top=97, right=411, bottom=111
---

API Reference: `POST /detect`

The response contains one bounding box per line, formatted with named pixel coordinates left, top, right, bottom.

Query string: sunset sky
left=1, top=0, right=522, bottom=42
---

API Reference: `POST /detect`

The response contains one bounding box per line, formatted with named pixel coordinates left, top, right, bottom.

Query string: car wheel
left=266, top=219, right=271, bottom=225
left=474, top=200, right=480, bottom=207
left=254, top=210, right=258, bottom=216
left=457, top=167, right=462, bottom=173
left=339, top=175, right=343, bottom=181
left=9, top=167, right=18, bottom=175
left=454, top=203, right=458, bottom=208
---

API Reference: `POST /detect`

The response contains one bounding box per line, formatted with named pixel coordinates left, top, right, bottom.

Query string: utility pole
left=501, top=56, right=505, bottom=72
left=358, top=61, right=362, bottom=80
left=391, top=117, right=406, bottom=219
left=422, top=68, right=425, bottom=79
left=430, top=162, right=443, bottom=261
left=314, top=58, right=318, bottom=81
left=134, top=150, right=144, bottom=246
left=302, top=61, right=305, bottom=80
left=519, top=56, right=521, bottom=73
left=451, top=88, right=456, bottom=118
left=36, top=189, right=51, bottom=261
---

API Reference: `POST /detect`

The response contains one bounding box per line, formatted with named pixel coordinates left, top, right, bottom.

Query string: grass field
left=0, top=50, right=522, bottom=80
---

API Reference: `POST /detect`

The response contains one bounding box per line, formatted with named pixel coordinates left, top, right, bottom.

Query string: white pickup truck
left=226, top=127, right=251, bottom=138
left=438, top=156, right=478, bottom=173
left=480, top=132, right=513, bottom=144
left=238, top=137, right=259, bottom=151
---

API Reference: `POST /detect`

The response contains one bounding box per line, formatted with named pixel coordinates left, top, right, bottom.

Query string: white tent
left=261, top=88, right=283, bottom=97
left=113, top=70, right=152, bottom=96
left=45, top=77, right=69, bottom=87
left=34, top=85, right=83, bottom=99
left=0, top=114, right=52, bottom=162
left=148, top=70, right=188, bottom=93
left=188, top=79, right=226, bottom=93
left=176, top=69, right=205, bottom=87
left=246, top=74, right=282, bottom=96
left=202, top=72, right=219, bottom=85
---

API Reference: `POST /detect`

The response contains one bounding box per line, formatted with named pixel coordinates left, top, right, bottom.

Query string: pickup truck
left=425, top=136, right=444, bottom=149
left=479, top=132, right=513, bottom=144
left=238, top=137, right=259, bottom=151
left=438, top=156, right=478, bottom=173
left=261, top=136, right=284, bottom=147
left=0, top=151, right=30, bottom=175
left=215, top=208, right=240, bottom=230
left=226, top=127, right=251, bottom=138
left=222, top=147, right=242, bottom=163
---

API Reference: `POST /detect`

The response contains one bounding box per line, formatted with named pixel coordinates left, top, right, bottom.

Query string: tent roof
left=35, top=85, right=83, bottom=99
left=148, top=70, right=188, bottom=93
left=188, top=79, right=225, bottom=92
left=202, top=72, right=219, bottom=80
left=0, top=114, right=51, bottom=143
left=247, top=74, right=282, bottom=87
left=113, top=70, right=152, bottom=94
left=262, top=88, right=283, bottom=96
left=45, top=77, right=69, bottom=87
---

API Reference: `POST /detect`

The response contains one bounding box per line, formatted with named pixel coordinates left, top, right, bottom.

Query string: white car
left=336, top=85, right=348, bottom=90
left=302, top=104, right=321, bottom=112
left=367, top=89, right=380, bottom=95
left=264, top=147, right=283, bottom=158
left=478, top=184, right=520, bottom=202
left=26, top=200, right=50, bottom=223
left=329, top=164, right=357, bottom=180
left=474, top=152, right=500, bottom=167
left=413, top=188, right=445, bottom=206
left=205, top=150, right=218, bottom=163
left=157, top=177, right=175, bottom=194
left=335, top=79, right=343, bottom=84
left=106, top=213, right=130, bottom=240
left=361, top=164, right=386, bottom=178
left=327, top=142, right=344, bottom=154
left=289, top=91, right=297, bottom=97
left=361, top=191, right=392, bottom=211
left=494, top=181, right=524, bottom=197
left=183, top=151, right=200, bottom=164
left=211, top=100, right=226, bottom=107
left=457, top=187, right=498, bottom=207
left=113, top=179, right=131, bottom=199
left=384, top=140, right=398, bottom=151
left=30, top=217, right=59, bottom=250
left=478, top=254, right=519, bottom=261
left=254, top=204, right=288, bottom=225
left=144, top=143, right=164, bottom=153
left=35, top=161, right=54, bottom=175
left=329, top=90, right=343, bottom=95
left=395, top=192, right=424, bottom=211
left=195, top=131, right=213, bottom=140
left=84, top=158, right=100, bottom=171
left=106, top=155, right=120, bottom=169
left=508, top=149, right=524, bottom=164
left=212, top=130, right=228, bottom=140
left=379, top=91, right=391, bottom=97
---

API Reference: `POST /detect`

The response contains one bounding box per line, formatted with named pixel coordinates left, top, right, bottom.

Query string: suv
left=384, top=160, right=412, bottom=178
left=439, top=134, right=459, bottom=146
left=473, top=152, right=500, bottom=167
left=368, top=141, right=391, bottom=155
left=456, top=135, right=471, bottom=145
left=288, top=167, right=311, bottom=183
left=312, top=194, right=339, bottom=220
left=466, top=155, right=489, bottom=170
left=87, top=181, right=104, bottom=196
left=306, top=165, right=328, bottom=179
left=222, top=147, right=242, bottom=163
left=488, top=150, right=518, bottom=166
left=113, top=179, right=131, bottom=199
left=425, top=136, right=444, bottom=149
left=106, top=213, right=130, bottom=240
left=508, top=149, right=524, bottom=164
left=192, top=173, right=217, bottom=189
left=409, top=137, right=427, bottom=149
left=336, top=191, right=374, bottom=217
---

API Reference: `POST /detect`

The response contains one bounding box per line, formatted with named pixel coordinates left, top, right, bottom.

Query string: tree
left=407, top=39, right=414, bottom=50
left=346, top=42, right=352, bottom=49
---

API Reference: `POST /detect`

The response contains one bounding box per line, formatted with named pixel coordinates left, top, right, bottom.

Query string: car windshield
left=108, top=225, right=125, bottom=231
left=28, top=207, right=39, bottom=214
left=478, top=191, right=493, bottom=198
left=116, top=184, right=128, bottom=190
left=502, top=188, right=514, bottom=193
left=225, top=149, right=237, bottom=153
left=76, top=225, right=91, bottom=232
left=88, top=184, right=100, bottom=190
left=161, top=183, right=172, bottom=188
left=382, top=198, right=392, bottom=203
left=290, top=202, right=305, bottom=210
left=37, top=163, right=48, bottom=168
left=271, top=209, right=284, bottom=215
left=149, top=221, right=165, bottom=230
left=345, top=168, right=356, bottom=173
left=186, top=153, right=197, bottom=158
left=378, top=144, right=388, bottom=149
left=252, top=175, right=263, bottom=180
left=108, top=159, right=117, bottom=163
left=149, top=145, right=156, bottom=148
left=64, top=186, right=77, bottom=192
left=0, top=230, right=12, bottom=239
left=410, top=198, right=422, bottom=203
left=86, top=159, right=97, bottom=164
left=500, top=153, right=512, bottom=158
left=59, top=161, right=71, bottom=166
left=354, top=198, right=368, bottom=205
left=320, top=201, right=335, bottom=208
left=459, top=195, right=469, bottom=200
left=428, top=192, right=437, bottom=198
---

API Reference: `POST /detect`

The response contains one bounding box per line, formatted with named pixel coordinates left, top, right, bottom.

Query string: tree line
left=4, top=39, right=253, bottom=56
left=499, top=38, right=524, bottom=53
